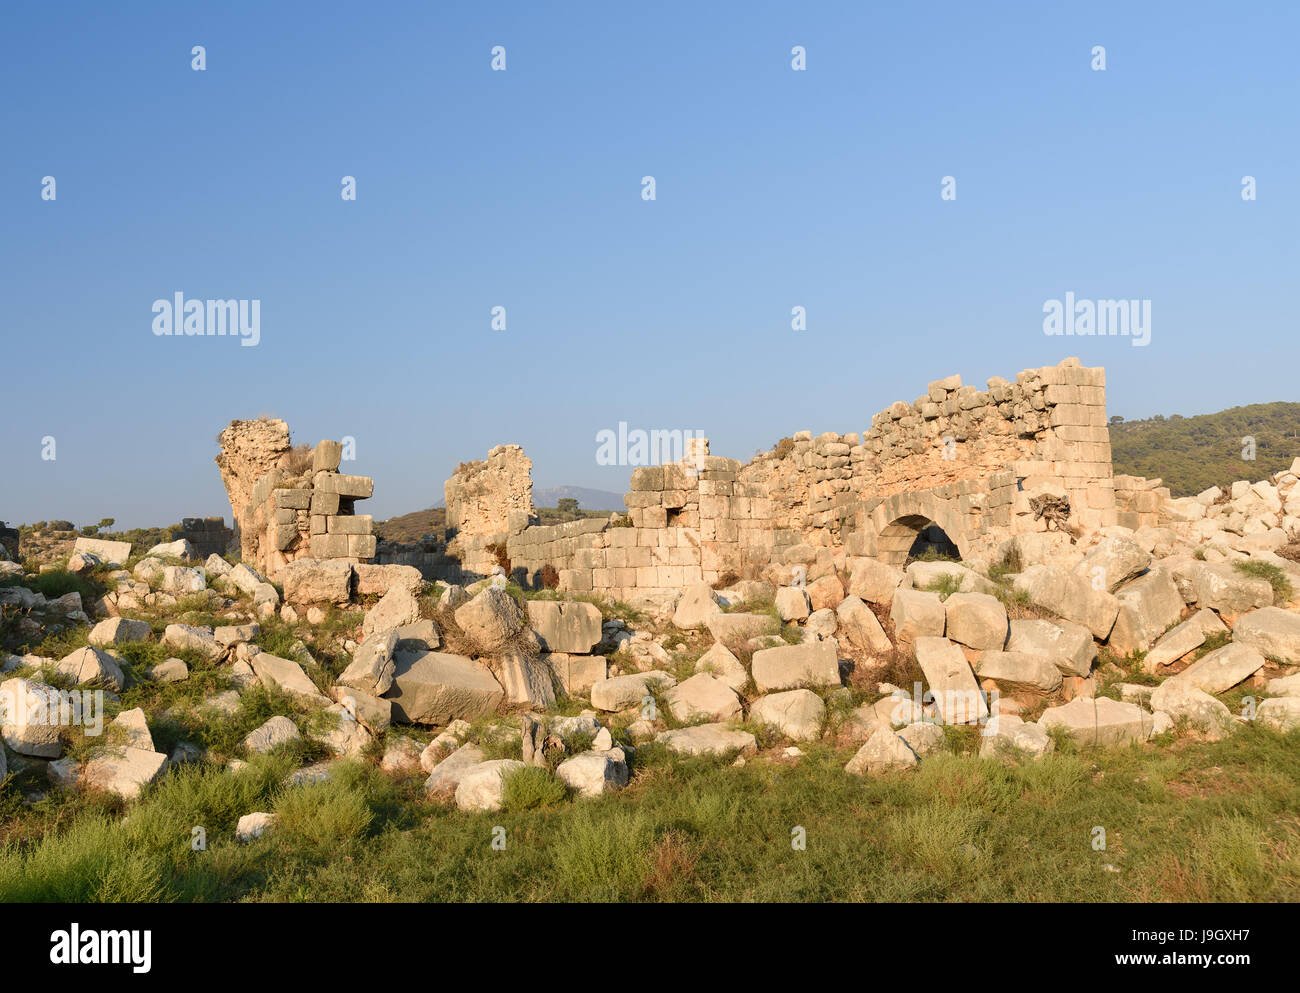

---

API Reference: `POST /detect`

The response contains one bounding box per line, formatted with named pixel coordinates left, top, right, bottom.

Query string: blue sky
left=2, top=1, right=1296, bottom=529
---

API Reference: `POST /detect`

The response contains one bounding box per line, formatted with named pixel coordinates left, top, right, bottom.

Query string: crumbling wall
left=444, top=444, right=534, bottom=579
left=172, top=517, right=233, bottom=558
left=215, top=417, right=292, bottom=557
left=245, top=440, right=376, bottom=576
left=439, top=358, right=1117, bottom=599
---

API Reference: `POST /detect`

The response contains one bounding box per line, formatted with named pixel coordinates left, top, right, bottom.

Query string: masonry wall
left=440, top=357, right=1117, bottom=599
left=173, top=517, right=233, bottom=558
left=246, top=441, right=376, bottom=577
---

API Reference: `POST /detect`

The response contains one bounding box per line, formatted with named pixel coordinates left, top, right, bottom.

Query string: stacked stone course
left=172, top=517, right=233, bottom=558
left=245, top=440, right=377, bottom=577
left=443, top=358, right=1119, bottom=598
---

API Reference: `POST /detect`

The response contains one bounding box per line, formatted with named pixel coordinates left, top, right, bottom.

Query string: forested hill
left=1109, top=402, right=1300, bottom=496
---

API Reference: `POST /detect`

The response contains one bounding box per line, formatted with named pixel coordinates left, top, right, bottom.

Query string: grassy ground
left=2, top=723, right=1298, bottom=902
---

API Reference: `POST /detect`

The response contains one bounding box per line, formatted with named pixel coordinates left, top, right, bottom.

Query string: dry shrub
left=486, top=542, right=510, bottom=574
left=279, top=443, right=313, bottom=475
left=540, top=564, right=560, bottom=589
left=711, top=571, right=740, bottom=591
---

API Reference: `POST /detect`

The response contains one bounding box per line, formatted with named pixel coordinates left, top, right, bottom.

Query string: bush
left=502, top=766, right=568, bottom=811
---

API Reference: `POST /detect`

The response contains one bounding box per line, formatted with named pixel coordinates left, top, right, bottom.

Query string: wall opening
left=876, top=513, right=965, bottom=566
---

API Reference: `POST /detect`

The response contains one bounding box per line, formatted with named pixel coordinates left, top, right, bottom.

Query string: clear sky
left=2, top=1, right=1296, bottom=530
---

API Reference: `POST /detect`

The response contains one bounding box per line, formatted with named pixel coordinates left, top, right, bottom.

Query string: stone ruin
left=171, top=517, right=234, bottom=558
left=216, top=422, right=376, bottom=577
left=214, top=357, right=1119, bottom=598
left=443, top=444, right=533, bottom=577
left=427, top=357, right=1119, bottom=602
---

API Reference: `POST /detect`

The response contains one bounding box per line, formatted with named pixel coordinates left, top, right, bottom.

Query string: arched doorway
left=868, top=490, right=972, bottom=566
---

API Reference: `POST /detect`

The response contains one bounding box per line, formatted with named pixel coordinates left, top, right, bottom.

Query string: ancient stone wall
left=172, top=517, right=233, bottom=558
left=245, top=440, right=376, bottom=576
left=215, top=417, right=292, bottom=554
left=444, top=444, right=534, bottom=578
left=437, top=358, right=1117, bottom=599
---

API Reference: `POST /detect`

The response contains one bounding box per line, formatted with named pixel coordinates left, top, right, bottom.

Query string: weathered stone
left=672, top=582, right=723, bottom=629
left=1038, top=696, right=1153, bottom=747
left=384, top=651, right=505, bottom=724
left=83, top=745, right=168, bottom=799
left=330, top=685, right=392, bottom=731
left=162, top=623, right=223, bottom=660
left=280, top=558, right=353, bottom=604
left=0, top=677, right=65, bottom=757
left=590, top=670, right=675, bottom=712
left=913, top=636, right=987, bottom=725
left=1182, top=562, right=1274, bottom=616
left=1149, top=679, right=1234, bottom=740
left=1257, top=697, right=1300, bottom=732
left=1175, top=642, right=1266, bottom=695
left=888, top=588, right=946, bottom=643
left=844, top=726, right=918, bottom=775
left=352, top=563, right=424, bottom=597
left=455, top=587, right=525, bottom=654
left=975, top=650, right=1062, bottom=692
left=943, top=592, right=1008, bottom=651
left=693, top=642, right=748, bottom=691
left=362, top=586, right=421, bottom=640
left=548, top=653, right=608, bottom=696
left=979, top=714, right=1054, bottom=759
left=1143, top=611, right=1223, bottom=670
left=423, top=743, right=488, bottom=795
left=493, top=650, right=557, bottom=709
left=775, top=586, right=811, bottom=622
left=847, top=558, right=905, bottom=605
left=159, top=565, right=206, bottom=595
left=88, top=617, right=151, bottom=648
left=1108, top=568, right=1184, bottom=656
left=214, top=623, right=260, bottom=648
left=236, top=812, right=277, bottom=841
left=1014, top=565, right=1121, bottom=640
left=249, top=653, right=331, bottom=705
left=806, top=574, right=845, bottom=612
left=835, top=596, right=891, bottom=654
left=72, top=537, right=131, bottom=566
left=897, top=721, right=946, bottom=757
left=1073, top=536, right=1152, bottom=593
left=319, top=704, right=373, bottom=757
left=557, top=751, right=629, bottom=797
left=242, top=715, right=300, bottom=754
left=110, top=708, right=154, bottom=751
left=666, top=672, right=743, bottom=723
left=751, top=641, right=840, bottom=692
left=337, top=629, right=398, bottom=696
left=749, top=689, right=825, bottom=741
left=655, top=723, right=757, bottom=757
left=704, top=612, right=780, bottom=643
left=455, top=759, right=525, bottom=812
left=526, top=600, right=603, bottom=653
left=50, top=646, right=125, bottom=691
left=1006, top=618, right=1097, bottom=677
left=1233, top=607, right=1300, bottom=664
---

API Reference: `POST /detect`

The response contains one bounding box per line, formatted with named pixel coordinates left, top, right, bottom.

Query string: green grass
left=2, top=722, right=1299, bottom=902
left=1234, top=560, right=1295, bottom=603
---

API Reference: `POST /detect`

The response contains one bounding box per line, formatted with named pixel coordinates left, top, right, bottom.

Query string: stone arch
left=869, top=490, right=972, bottom=566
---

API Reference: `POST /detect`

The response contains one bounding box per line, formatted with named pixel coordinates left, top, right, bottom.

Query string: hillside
left=1109, top=402, right=1300, bottom=497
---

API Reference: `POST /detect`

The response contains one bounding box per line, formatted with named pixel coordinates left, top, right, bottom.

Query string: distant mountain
left=533, top=486, right=626, bottom=511
left=1110, top=402, right=1300, bottom=497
